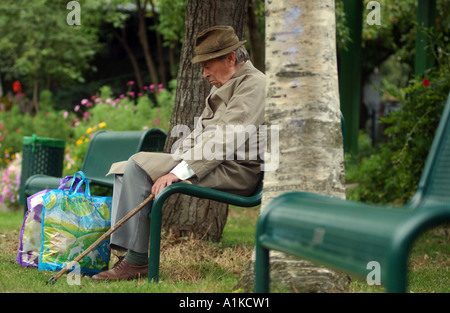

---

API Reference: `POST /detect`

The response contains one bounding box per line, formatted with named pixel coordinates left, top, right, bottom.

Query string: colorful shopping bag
left=16, top=175, right=81, bottom=268
left=38, top=172, right=112, bottom=275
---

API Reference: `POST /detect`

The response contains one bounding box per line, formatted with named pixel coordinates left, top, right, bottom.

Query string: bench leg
left=386, top=249, right=408, bottom=293
left=148, top=199, right=164, bottom=282
left=255, top=242, right=270, bottom=293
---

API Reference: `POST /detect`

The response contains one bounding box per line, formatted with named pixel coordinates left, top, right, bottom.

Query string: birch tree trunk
left=161, top=0, right=248, bottom=242
left=236, top=0, right=348, bottom=292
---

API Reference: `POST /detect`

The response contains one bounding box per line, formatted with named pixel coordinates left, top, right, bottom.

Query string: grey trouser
left=110, top=158, right=153, bottom=254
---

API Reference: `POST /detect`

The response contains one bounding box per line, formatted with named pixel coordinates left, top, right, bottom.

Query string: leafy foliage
left=0, top=0, right=102, bottom=87
left=64, top=81, right=175, bottom=175
left=155, top=0, right=186, bottom=46
left=347, top=28, right=450, bottom=204
left=0, top=81, right=176, bottom=204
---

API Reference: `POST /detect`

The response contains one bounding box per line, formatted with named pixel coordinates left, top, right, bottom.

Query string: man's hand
left=152, top=173, right=180, bottom=196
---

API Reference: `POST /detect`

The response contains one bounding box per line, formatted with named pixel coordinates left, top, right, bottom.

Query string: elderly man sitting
left=92, top=25, right=266, bottom=281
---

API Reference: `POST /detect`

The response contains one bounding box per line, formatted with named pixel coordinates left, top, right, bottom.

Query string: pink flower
left=129, top=91, right=135, bottom=97
left=158, top=84, right=163, bottom=92
left=152, top=116, right=161, bottom=127
left=74, top=105, right=80, bottom=112
left=127, top=80, right=135, bottom=85
left=63, top=111, right=69, bottom=119
left=81, top=99, right=89, bottom=105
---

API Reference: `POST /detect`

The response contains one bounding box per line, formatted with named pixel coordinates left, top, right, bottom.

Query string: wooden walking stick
left=46, top=180, right=192, bottom=284
left=46, top=192, right=155, bottom=284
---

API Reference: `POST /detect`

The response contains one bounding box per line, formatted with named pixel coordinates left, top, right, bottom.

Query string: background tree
left=96, top=0, right=146, bottom=93
left=93, top=0, right=186, bottom=93
left=246, top=0, right=265, bottom=72
left=0, top=0, right=101, bottom=111
left=154, top=0, right=186, bottom=78
left=160, top=0, right=249, bottom=242
left=136, top=0, right=160, bottom=87
left=237, top=0, right=347, bottom=292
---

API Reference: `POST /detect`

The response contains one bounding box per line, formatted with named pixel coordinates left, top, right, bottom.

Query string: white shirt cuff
left=170, top=160, right=196, bottom=180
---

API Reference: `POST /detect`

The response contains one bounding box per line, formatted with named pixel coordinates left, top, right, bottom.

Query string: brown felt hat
left=191, top=25, right=247, bottom=64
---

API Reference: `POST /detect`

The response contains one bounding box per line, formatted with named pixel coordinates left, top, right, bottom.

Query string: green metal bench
left=148, top=176, right=263, bottom=282
left=23, top=129, right=166, bottom=213
left=147, top=112, right=345, bottom=283
left=255, top=93, right=450, bottom=293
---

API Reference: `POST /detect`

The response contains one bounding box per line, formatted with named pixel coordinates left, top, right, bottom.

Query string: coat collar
left=209, top=60, right=254, bottom=95
left=203, top=61, right=256, bottom=119
left=207, top=60, right=255, bottom=95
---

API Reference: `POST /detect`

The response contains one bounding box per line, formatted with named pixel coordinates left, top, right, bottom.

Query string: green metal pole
left=148, top=196, right=165, bottom=282
left=414, top=0, right=436, bottom=76
left=254, top=242, right=270, bottom=293
left=338, top=0, right=363, bottom=156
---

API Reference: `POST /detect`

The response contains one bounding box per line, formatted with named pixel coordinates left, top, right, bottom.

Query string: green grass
left=1, top=208, right=448, bottom=293
left=0, top=207, right=259, bottom=293
left=347, top=224, right=450, bottom=293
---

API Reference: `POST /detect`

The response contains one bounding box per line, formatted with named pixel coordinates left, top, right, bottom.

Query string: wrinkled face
left=201, top=53, right=236, bottom=88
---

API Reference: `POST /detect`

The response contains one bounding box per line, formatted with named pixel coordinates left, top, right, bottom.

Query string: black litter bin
left=19, top=134, right=65, bottom=206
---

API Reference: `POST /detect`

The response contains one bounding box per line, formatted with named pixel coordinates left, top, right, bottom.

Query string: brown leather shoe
left=92, top=256, right=148, bottom=281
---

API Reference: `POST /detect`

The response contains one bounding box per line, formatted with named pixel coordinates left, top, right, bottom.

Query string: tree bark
left=136, top=0, right=159, bottom=87
left=149, top=0, right=167, bottom=88
left=112, top=28, right=144, bottom=93
left=161, top=0, right=248, bottom=242
left=236, top=0, right=348, bottom=292
left=246, top=0, right=265, bottom=72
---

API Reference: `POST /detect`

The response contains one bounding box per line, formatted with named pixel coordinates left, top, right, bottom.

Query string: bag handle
left=68, top=171, right=91, bottom=199
left=58, top=175, right=81, bottom=190
left=69, top=171, right=85, bottom=190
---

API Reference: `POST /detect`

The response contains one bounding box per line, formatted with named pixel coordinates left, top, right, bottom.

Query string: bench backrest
left=80, top=129, right=166, bottom=187
left=411, top=92, right=450, bottom=208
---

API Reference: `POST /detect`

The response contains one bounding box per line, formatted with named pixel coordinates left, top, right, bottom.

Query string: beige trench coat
left=108, top=61, right=265, bottom=196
